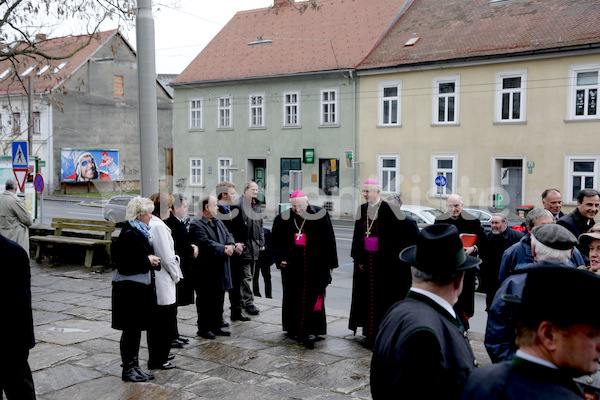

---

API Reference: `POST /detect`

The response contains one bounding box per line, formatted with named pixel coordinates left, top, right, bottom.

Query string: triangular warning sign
left=13, top=168, right=27, bottom=192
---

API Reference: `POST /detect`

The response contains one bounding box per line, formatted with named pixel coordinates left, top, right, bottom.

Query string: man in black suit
left=0, top=234, right=36, bottom=399
left=435, top=194, right=488, bottom=329
left=349, top=179, right=419, bottom=348
left=541, top=188, right=565, bottom=222
left=558, top=188, right=600, bottom=260
left=463, top=266, right=600, bottom=400
left=189, top=195, right=235, bottom=340
left=164, top=193, right=198, bottom=346
left=371, top=224, right=480, bottom=400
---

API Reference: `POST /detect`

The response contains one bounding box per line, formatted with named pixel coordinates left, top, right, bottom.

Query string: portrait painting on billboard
left=61, top=149, right=120, bottom=182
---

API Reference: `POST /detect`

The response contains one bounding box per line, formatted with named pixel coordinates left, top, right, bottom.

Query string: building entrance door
left=280, top=158, right=301, bottom=203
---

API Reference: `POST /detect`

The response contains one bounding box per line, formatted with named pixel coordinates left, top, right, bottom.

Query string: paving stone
left=42, top=376, right=193, bottom=400
left=272, top=360, right=369, bottom=394
left=36, top=319, right=114, bottom=345
left=33, top=300, right=75, bottom=313
left=72, top=353, right=121, bottom=369
left=184, top=376, right=279, bottom=400
left=32, top=364, right=102, bottom=393
left=29, top=343, right=87, bottom=371
left=262, top=344, right=345, bottom=365
left=34, top=311, right=74, bottom=325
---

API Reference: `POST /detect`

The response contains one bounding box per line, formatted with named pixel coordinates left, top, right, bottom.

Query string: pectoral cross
left=296, top=233, right=303, bottom=240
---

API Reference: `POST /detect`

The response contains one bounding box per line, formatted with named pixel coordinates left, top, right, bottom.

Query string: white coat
left=149, top=215, right=183, bottom=306
left=0, top=190, right=32, bottom=255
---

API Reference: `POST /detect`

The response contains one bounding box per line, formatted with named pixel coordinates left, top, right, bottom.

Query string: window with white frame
left=377, top=154, right=400, bottom=193
left=249, top=93, right=265, bottom=128
left=189, top=98, right=203, bottom=130
left=565, top=155, right=599, bottom=203
left=218, top=157, right=232, bottom=183
left=378, top=81, right=401, bottom=126
left=432, top=76, right=459, bottom=124
left=568, top=63, right=599, bottom=120
left=283, top=90, right=300, bottom=127
left=12, top=112, right=20, bottom=133
left=320, top=87, right=339, bottom=126
left=189, top=157, right=204, bottom=186
left=33, top=112, right=41, bottom=134
left=431, top=154, right=457, bottom=196
left=217, top=95, right=232, bottom=129
left=495, top=70, right=527, bottom=122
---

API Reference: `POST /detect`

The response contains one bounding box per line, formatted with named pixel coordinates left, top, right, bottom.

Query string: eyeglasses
left=81, top=160, right=94, bottom=167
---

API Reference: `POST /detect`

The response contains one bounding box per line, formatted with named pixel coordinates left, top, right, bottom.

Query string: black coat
left=461, top=356, right=583, bottom=400
left=435, top=211, right=489, bottom=322
left=371, top=291, right=476, bottom=400
left=349, top=200, right=418, bottom=345
left=164, top=214, right=195, bottom=306
left=483, top=228, right=524, bottom=308
left=0, top=234, right=34, bottom=351
left=234, top=196, right=265, bottom=261
left=189, top=216, right=234, bottom=291
left=111, top=223, right=156, bottom=331
left=558, top=209, right=596, bottom=259
left=272, top=205, right=338, bottom=336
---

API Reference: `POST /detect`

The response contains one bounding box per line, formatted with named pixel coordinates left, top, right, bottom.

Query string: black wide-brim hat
left=400, top=223, right=481, bottom=273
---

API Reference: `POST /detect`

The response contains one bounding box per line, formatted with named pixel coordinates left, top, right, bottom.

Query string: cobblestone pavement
left=28, top=260, right=491, bottom=400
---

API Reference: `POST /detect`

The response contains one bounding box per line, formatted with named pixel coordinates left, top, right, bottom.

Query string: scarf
left=129, top=219, right=152, bottom=245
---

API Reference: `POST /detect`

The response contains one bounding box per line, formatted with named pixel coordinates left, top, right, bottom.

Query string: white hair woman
left=111, top=197, right=161, bottom=382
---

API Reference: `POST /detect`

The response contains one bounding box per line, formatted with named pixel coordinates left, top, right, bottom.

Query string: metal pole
left=137, top=0, right=159, bottom=197
left=28, top=76, right=33, bottom=151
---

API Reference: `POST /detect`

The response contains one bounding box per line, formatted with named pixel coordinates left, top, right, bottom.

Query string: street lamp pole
left=137, top=0, right=159, bottom=197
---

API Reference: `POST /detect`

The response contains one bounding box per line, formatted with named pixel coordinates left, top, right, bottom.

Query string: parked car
left=103, top=194, right=137, bottom=222
left=401, top=205, right=444, bottom=229
left=463, top=206, right=526, bottom=233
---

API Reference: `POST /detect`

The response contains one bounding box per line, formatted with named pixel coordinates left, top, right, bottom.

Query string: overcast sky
left=123, top=1, right=274, bottom=75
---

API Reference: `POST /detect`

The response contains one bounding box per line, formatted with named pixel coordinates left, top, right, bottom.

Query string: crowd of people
left=3, top=173, right=599, bottom=399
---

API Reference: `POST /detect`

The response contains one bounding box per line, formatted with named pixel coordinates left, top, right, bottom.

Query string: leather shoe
left=304, top=335, right=317, bottom=349
left=214, top=328, right=231, bottom=336
left=133, top=366, right=154, bottom=381
left=197, top=330, right=216, bottom=340
left=176, top=336, right=189, bottom=344
left=170, top=340, right=184, bottom=348
left=245, top=305, right=260, bottom=315
left=148, top=362, right=176, bottom=370
left=221, top=319, right=230, bottom=327
left=231, top=313, right=251, bottom=322
left=167, top=353, right=175, bottom=361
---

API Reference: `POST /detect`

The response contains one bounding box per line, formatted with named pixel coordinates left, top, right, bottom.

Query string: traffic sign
left=34, top=174, right=44, bottom=193
left=435, top=175, right=447, bottom=187
left=13, top=168, right=27, bottom=192
left=12, top=141, right=28, bottom=168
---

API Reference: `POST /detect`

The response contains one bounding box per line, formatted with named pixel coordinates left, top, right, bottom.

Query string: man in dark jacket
left=164, top=193, right=198, bottom=346
left=0, top=234, right=35, bottom=399
left=464, top=266, right=600, bottom=400
left=216, top=182, right=249, bottom=322
left=482, top=213, right=523, bottom=310
left=349, top=179, right=419, bottom=348
left=558, top=188, right=600, bottom=260
left=371, top=224, right=480, bottom=400
left=189, top=195, right=235, bottom=340
left=485, top=224, right=578, bottom=363
left=435, top=194, right=488, bottom=329
left=234, top=181, right=265, bottom=316
left=272, top=190, right=338, bottom=348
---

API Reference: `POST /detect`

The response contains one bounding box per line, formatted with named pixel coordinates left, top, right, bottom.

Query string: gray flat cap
left=531, top=224, right=577, bottom=250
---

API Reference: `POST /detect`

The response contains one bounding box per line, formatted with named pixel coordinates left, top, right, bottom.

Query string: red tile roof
left=358, top=0, right=600, bottom=70
left=173, top=0, right=408, bottom=84
left=0, top=30, right=121, bottom=95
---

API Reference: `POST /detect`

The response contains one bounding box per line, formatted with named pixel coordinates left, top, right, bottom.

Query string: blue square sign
left=12, top=141, right=28, bottom=168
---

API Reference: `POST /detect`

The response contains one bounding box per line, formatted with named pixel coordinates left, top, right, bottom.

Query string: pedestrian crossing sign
left=12, top=141, right=28, bottom=168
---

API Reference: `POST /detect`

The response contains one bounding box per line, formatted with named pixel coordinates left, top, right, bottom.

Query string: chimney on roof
left=35, top=34, right=46, bottom=42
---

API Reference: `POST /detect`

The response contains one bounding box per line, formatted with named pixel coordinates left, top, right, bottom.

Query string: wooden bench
left=30, top=218, right=116, bottom=268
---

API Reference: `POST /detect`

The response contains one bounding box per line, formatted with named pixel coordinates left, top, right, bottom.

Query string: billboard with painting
left=61, top=149, right=120, bottom=182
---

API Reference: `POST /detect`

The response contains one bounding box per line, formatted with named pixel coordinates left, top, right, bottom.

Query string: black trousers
left=228, top=258, right=244, bottom=315
left=147, top=305, right=176, bottom=366
left=253, top=262, right=273, bottom=298
left=0, top=348, right=35, bottom=400
left=196, top=287, right=225, bottom=333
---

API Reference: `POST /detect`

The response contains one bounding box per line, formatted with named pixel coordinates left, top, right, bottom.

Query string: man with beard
left=272, top=190, right=338, bottom=348
left=482, top=213, right=523, bottom=310
left=350, top=179, right=418, bottom=348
